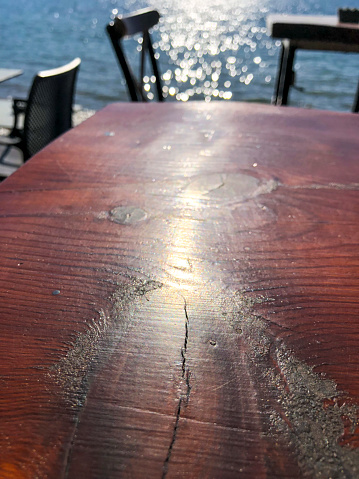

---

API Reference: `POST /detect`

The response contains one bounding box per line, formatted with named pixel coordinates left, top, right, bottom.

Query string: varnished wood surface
left=0, top=102, right=359, bottom=478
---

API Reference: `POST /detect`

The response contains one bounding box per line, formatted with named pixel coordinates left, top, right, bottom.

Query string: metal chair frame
left=106, top=9, right=163, bottom=102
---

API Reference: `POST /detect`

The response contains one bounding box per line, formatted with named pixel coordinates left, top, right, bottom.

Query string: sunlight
left=152, top=0, right=271, bottom=102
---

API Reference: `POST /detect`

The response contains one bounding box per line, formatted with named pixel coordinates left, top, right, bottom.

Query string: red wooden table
left=1, top=102, right=359, bottom=478
left=267, top=14, right=359, bottom=111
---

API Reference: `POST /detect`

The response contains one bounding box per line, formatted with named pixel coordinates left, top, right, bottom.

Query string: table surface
left=267, top=14, right=359, bottom=51
left=267, top=14, right=359, bottom=27
left=1, top=102, right=359, bottom=478
left=0, top=68, right=23, bottom=83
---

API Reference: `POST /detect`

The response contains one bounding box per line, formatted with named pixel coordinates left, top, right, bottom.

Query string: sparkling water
left=1, top=0, right=358, bottom=111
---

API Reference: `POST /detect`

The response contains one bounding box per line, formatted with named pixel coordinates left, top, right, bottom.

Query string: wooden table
left=1, top=102, right=359, bottom=478
left=0, top=68, right=22, bottom=83
left=267, top=14, right=359, bottom=111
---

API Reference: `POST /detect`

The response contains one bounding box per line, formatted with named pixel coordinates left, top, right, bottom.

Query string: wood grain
left=0, top=102, right=359, bottom=478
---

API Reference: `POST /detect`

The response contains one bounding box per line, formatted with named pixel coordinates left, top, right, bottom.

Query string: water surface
left=0, top=0, right=358, bottom=111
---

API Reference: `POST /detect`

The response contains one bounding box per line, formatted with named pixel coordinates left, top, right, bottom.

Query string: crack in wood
left=49, top=278, right=359, bottom=477
left=64, top=416, right=80, bottom=478
left=288, top=183, right=359, bottom=191
left=162, top=298, right=192, bottom=478
left=162, top=398, right=182, bottom=479
left=181, top=299, right=189, bottom=378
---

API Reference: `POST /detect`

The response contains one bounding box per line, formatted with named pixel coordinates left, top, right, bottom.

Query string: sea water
left=0, top=0, right=358, bottom=112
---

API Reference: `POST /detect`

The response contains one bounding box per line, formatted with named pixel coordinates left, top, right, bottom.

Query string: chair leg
left=107, top=26, right=141, bottom=102
left=275, top=41, right=296, bottom=106
left=352, top=79, right=359, bottom=113
left=0, top=145, right=12, bottom=164
left=0, top=141, right=26, bottom=164
left=272, top=44, right=285, bottom=105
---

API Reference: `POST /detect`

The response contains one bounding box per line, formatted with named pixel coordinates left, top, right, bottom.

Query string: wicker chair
left=106, top=9, right=163, bottom=102
left=0, top=57, right=81, bottom=162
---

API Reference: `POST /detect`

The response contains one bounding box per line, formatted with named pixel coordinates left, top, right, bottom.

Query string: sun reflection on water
left=134, top=0, right=276, bottom=102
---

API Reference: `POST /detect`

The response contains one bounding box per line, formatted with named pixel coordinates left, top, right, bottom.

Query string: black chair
left=0, top=57, right=81, bottom=162
left=106, top=8, right=163, bottom=102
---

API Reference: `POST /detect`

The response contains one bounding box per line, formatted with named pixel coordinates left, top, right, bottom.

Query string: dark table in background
left=1, top=102, right=359, bottom=478
left=267, top=14, right=359, bottom=111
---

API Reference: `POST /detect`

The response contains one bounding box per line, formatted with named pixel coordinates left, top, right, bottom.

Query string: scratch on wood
left=222, top=290, right=359, bottom=478
left=212, top=378, right=237, bottom=392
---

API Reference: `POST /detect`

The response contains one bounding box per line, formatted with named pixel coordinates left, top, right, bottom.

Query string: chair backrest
left=106, top=9, right=163, bottom=102
left=23, top=57, right=81, bottom=160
